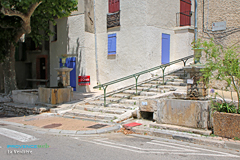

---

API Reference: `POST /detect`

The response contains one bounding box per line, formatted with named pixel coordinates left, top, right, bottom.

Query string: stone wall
left=213, top=112, right=240, bottom=139
left=197, top=0, right=240, bottom=47
left=197, top=0, right=240, bottom=91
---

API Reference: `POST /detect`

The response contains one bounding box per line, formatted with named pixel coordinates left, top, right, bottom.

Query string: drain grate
left=87, top=124, right=108, bottom=129
left=42, top=123, right=62, bottom=129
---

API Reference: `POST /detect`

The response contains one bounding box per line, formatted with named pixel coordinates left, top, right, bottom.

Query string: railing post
left=103, top=85, right=108, bottom=107
left=182, top=58, right=188, bottom=76
left=161, top=66, right=167, bottom=85
left=134, top=75, right=140, bottom=95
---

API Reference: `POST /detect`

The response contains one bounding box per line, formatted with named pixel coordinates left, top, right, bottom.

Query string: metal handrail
left=93, top=55, right=194, bottom=106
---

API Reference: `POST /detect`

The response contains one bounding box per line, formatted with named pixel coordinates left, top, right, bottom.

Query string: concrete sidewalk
left=123, top=119, right=240, bottom=150
left=0, top=113, right=121, bottom=135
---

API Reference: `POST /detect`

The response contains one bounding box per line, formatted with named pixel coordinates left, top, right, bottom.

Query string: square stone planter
left=38, top=87, right=73, bottom=105
left=213, top=112, right=240, bottom=139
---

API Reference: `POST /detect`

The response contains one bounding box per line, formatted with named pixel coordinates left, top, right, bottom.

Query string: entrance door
left=161, top=33, right=170, bottom=64
left=60, top=57, right=76, bottom=91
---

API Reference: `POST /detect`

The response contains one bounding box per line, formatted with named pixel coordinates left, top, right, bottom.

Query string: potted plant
left=191, top=39, right=205, bottom=64
left=200, top=39, right=240, bottom=139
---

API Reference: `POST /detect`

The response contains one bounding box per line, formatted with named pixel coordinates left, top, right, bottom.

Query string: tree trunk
left=1, top=42, right=17, bottom=94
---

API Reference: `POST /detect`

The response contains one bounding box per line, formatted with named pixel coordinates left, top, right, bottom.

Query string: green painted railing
left=93, top=55, right=194, bottom=106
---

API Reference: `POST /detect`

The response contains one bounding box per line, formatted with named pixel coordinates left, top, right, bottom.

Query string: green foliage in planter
left=200, top=39, right=240, bottom=110
left=212, top=101, right=237, bottom=113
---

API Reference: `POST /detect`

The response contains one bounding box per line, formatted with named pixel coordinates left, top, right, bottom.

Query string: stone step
left=75, top=105, right=127, bottom=114
left=149, top=123, right=212, bottom=136
left=99, top=97, right=139, bottom=105
left=165, top=82, right=187, bottom=86
left=140, top=84, right=159, bottom=88
left=86, top=101, right=104, bottom=106
left=148, top=88, right=170, bottom=93
left=122, top=90, right=140, bottom=95
left=111, top=93, right=132, bottom=99
left=172, top=79, right=185, bottom=83
left=140, top=92, right=158, bottom=96
left=132, top=96, right=151, bottom=100
left=64, top=109, right=119, bottom=120
left=107, top=103, right=137, bottom=110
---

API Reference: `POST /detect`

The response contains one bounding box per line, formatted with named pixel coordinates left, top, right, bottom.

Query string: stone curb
left=131, top=128, right=240, bottom=150
left=0, top=120, right=121, bottom=135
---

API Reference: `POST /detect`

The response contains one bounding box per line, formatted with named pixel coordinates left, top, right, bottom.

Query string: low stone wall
left=139, top=95, right=211, bottom=130
left=156, top=99, right=211, bottom=129
left=0, top=103, right=42, bottom=116
left=12, top=89, right=39, bottom=105
left=213, top=112, right=240, bottom=139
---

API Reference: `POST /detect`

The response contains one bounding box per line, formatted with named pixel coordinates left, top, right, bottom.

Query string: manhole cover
left=42, top=123, right=62, bottom=129
left=0, top=123, right=7, bottom=126
left=87, top=124, right=108, bottom=129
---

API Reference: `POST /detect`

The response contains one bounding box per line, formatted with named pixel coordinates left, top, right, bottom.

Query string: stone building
left=196, top=0, right=240, bottom=90
left=49, top=0, right=195, bottom=92
left=0, top=0, right=195, bottom=93
left=197, top=0, right=240, bottom=47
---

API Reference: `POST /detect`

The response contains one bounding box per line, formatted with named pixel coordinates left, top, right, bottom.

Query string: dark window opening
left=140, top=111, right=154, bottom=121
left=52, top=25, right=57, bottom=41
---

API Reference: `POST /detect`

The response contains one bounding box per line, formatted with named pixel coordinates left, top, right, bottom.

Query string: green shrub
left=212, top=102, right=237, bottom=113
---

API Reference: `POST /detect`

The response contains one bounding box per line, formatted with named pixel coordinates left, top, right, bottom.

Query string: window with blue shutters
left=108, top=33, right=116, bottom=55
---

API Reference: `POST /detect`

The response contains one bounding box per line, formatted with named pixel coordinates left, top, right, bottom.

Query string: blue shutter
left=161, top=33, right=170, bottom=64
left=108, top=33, right=116, bottom=55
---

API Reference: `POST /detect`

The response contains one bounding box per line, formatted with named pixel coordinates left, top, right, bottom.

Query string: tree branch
left=0, top=1, right=42, bottom=20
left=0, top=5, right=26, bottom=20
left=27, top=1, right=42, bottom=17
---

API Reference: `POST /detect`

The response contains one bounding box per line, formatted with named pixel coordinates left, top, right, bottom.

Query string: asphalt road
left=0, top=125, right=240, bottom=160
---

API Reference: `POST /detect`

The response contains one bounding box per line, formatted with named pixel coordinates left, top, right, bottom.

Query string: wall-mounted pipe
left=194, top=0, right=198, bottom=42
left=93, top=0, right=100, bottom=85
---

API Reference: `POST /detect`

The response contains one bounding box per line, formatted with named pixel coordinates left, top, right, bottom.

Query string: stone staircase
left=52, top=70, right=188, bottom=123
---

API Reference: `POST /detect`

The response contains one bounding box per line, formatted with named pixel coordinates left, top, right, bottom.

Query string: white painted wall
left=50, top=0, right=194, bottom=92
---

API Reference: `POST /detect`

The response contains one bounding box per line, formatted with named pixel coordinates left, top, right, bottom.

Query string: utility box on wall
left=78, top=76, right=90, bottom=86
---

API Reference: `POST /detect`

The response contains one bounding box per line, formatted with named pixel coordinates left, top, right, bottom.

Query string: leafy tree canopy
left=0, top=0, right=78, bottom=61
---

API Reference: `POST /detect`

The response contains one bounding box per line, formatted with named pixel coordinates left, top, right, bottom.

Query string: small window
left=108, top=33, right=116, bottom=55
left=109, top=0, right=120, bottom=13
left=52, top=24, right=57, bottom=41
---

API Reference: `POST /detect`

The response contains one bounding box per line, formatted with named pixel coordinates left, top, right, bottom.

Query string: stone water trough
left=38, top=67, right=73, bottom=105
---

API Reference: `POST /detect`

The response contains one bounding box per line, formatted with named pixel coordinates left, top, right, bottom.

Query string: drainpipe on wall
left=94, top=0, right=100, bottom=85
left=194, top=0, right=198, bottom=43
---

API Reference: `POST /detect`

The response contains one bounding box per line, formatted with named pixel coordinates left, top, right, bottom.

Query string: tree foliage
left=200, top=39, right=240, bottom=109
left=0, top=0, right=78, bottom=62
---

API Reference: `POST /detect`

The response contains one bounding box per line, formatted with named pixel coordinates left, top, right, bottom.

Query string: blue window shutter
left=108, top=33, right=116, bottom=55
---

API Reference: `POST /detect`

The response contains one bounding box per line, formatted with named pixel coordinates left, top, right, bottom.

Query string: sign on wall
left=78, top=76, right=90, bottom=86
left=212, top=21, right=226, bottom=31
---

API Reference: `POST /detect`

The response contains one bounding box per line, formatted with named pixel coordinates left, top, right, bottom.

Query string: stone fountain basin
left=38, top=87, right=73, bottom=105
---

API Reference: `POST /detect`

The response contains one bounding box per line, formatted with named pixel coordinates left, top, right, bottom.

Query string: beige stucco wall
left=50, top=15, right=85, bottom=91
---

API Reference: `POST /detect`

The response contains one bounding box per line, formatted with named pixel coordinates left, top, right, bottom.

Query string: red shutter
left=180, top=0, right=191, bottom=26
left=109, top=0, right=120, bottom=13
